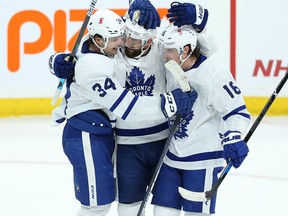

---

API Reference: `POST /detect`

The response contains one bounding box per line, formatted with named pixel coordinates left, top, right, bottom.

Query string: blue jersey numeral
left=223, top=81, right=241, bottom=98
left=92, top=78, right=116, bottom=97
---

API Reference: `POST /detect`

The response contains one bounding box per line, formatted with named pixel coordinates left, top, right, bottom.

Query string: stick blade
left=50, top=89, right=61, bottom=105
left=51, top=78, right=65, bottom=105
left=178, top=187, right=207, bottom=202
left=164, top=60, right=191, bottom=92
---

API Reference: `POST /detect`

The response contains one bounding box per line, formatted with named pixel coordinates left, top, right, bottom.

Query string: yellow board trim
left=244, top=97, right=288, bottom=116
left=0, top=98, right=61, bottom=117
left=0, top=97, right=287, bottom=117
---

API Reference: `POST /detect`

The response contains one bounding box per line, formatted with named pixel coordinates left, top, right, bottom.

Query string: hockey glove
left=128, top=0, right=161, bottom=29
left=48, top=52, right=76, bottom=79
left=220, top=130, right=249, bottom=168
left=160, top=88, right=198, bottom=118
left=167, top=2, right=209, bottom=31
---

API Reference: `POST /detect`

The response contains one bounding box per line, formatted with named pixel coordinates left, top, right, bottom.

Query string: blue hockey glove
left=220, top=130, right=249, bottom=168
left=128, top=0, right=160, bottom=29
left=48, top=52, right=76, bottom=79
left=167, top=2, right=209, bottom=30
left=160, top=88, right=198, bottom=118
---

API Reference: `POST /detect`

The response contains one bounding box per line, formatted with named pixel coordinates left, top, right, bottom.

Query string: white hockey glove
left=160, top=88, right=198, bottom=118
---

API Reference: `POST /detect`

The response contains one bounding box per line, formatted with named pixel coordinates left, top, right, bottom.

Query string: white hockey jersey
left=53, top=34, right=168, bottom=126
left=114, top=40, right=169, bottom=145
left=164, top=55, right=251, bottom=170
left=114, top=28, right=218, bottom=145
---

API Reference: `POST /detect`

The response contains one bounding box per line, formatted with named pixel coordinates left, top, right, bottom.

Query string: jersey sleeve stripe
left=236, top=112, right=251, bottom=120
left=110, top=89, right=129, bottom=112
left=121, top=96, right=139, bottom=120
left=115, top=121, right=168, bottom=136
left=167, top=150, right=224, bottom=162
left=222, top=105, right=250, bottom=121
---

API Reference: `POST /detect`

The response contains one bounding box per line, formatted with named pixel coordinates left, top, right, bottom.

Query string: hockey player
left=50, top=1, right=217, bottom=216
left=114, top=17, right=169, bottom=216
left=49, top=9, right=198, bottom=216
left=151, top=24, right=251, bottom=216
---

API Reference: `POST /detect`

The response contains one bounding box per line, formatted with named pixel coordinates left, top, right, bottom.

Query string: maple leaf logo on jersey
left=169, top=111, right=195, bottom=140
left=126, top=66, right=155, bottom=96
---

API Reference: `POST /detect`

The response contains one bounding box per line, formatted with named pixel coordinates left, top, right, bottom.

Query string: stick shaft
left=244, top=71, right=288, bottom=143
left=137, top=115, right=181, bottom=216
left=51, top=0, right=98, bottom=105
left=70, top=0, right=97, bottom=57
left=137, top=60, right=192, bottom=215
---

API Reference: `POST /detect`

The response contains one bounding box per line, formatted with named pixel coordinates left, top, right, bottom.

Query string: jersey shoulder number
left=92, top=78, right=116, bottom=97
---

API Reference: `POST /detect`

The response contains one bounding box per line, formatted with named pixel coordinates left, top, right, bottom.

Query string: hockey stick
left=136, top=60, right=191, bottom=216
left=51, top=0, right=98, bottom=105
left=179, top=70, right=288, bottom=202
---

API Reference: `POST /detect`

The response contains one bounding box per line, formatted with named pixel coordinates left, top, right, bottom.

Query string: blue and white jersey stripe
left=223, top=105, right=250, bottom=121
left=115, top=121, right=169, bottom=145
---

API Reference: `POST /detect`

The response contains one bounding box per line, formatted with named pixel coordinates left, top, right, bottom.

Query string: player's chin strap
left=132, top=38, right=155, bottom=59
left=179, top=50, right=192, bottom=66
left=90, top=35, right=108, bottom=56
left=135, top=44, right=151, bottom=59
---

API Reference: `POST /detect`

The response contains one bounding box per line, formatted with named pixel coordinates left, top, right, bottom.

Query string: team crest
left=169, top=111, right=195, bottom=139
left=126, top=66, right=155, bottom=96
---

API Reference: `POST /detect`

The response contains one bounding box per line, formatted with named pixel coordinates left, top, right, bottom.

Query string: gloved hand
left=48, top=52, right=76, bottom=79
left=128, top=0, right=160, bottom=29
left=220, top=130, right=249, bottom=168
left=167, top=2, right=209, bottom=31
left=160, top=88, right=198, bottom=118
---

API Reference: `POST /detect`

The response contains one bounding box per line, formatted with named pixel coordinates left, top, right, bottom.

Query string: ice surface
left=0, top=116, right=287, bottom=216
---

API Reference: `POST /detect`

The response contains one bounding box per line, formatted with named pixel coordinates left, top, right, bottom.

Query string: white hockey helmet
left=125, top=18, right=157, bottom=46
left=88, top=9, right=125, bottom=43
left=159, top=25, right=197, bottom=55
